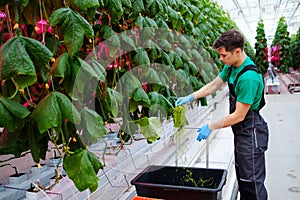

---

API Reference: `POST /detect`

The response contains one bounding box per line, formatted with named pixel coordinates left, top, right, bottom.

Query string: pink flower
left=271, top=56, right=279, bottom=62
left=0, top=12, right=6, bottom=32
left=47, top=26, right=52, bottom=34
left=35, top=20, right=51, bottom=34
left=0, top=12, right=6, bottom=20
left=142, top=82, right=148, bottom=91
left=107, top=64, right=113, bottom=69
left=23, top=99, right=33, bottom=107
left=272, top=46, right=279, bottom=53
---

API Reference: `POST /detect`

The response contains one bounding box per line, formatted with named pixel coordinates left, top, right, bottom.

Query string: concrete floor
left=262, top=93, right=300, bottom=200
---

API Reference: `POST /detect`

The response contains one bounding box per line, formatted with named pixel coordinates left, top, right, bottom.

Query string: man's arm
left=209, top=102, right=251, bottom=130
left=192, top=76, right=225, bottom=99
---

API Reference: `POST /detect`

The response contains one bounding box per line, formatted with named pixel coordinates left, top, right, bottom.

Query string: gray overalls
left=228, top=65, right=269, bottom=200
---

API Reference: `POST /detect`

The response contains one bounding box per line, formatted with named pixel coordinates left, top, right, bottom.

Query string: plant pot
left=8, top=173, right=27, bottom=185
left=0, top=183, right=4, bottom=192
left=49, top=157, right=63, bottom=167
left=50, top=174, right=67, bottom=185
left=106, top=131, right=118, bottom=140
left=26, top=187, right=44, bottom=200
left=30, top=164, right=48, bottom=175
left=131, top=165, right=227, bottom=200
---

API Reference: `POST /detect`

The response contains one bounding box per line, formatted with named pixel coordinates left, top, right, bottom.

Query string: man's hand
left=197, top=124, right=211, bottom=141
left=175, top=94, right=194, bottom=106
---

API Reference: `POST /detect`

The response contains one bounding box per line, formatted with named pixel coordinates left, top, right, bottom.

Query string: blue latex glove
left=197, top=124, right=211, bottom=141
left=175, top=94, right=194, bottom=106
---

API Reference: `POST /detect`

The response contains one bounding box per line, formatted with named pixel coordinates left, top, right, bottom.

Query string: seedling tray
left=131, top=165, right=227, bottom=200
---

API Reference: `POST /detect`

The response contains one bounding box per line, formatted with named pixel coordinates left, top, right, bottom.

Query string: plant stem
left=5, top=4, right=13, bottom=38
left=8, top=77, right=19, bottom=99
left=50, top=75, right=55, bottom=91
left=39, top=0, right=46, bottom=45
left=26, top=87, right=35, bottom=107
left=41, top=0, right=49, bottom=21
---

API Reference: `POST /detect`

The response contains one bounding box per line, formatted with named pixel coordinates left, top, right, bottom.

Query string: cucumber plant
left=0, top=0, right=245, bottom=193
left=271, top=16, right=291, bottom=73
left=255, top=19, right=269, bottom=74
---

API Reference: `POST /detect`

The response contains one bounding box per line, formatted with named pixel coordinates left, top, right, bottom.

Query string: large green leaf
left=119, top=33, right=136, bottom=52
left=132, top=0, right=145, bottom=17
left=140, top=67, right=162, bottom=85
left=64, top=149, right=103, bottom=192
left=169, top=51, right=183, bottom=69
left=49, top=7, right=94, bottom=57
left=167, top=5, right=178, bottom=20
left=108, top=0, right=124, bottom=19
left=133, top=48, right=150, bottom=67
left=104, top=88, right=123, bottom=117
left=178, top=35, right=191, bottom=49
left=138, top=117, right=162, bottom=143
left=121, top=0, right=132, bottom=8
left=51, top=53, right=80, bottom=97
left=73, top=58, right=106, bottom=99
left=26, top=122, right=49, bottom=163
left=189, top=75, right=203, bottom=91
left=99, top=25, right=121, bottom=57
left=0, top=129, right=27, bottom=157
left=88, top=59, right=106, bottom=82
left=175, top=47, right=191, bottom=61
left=31, top=92, right=81, bottom=133
left=158, top=39, right=172, bottom=51
left=51, top=53, right=70, bottom=78
left=160, top=50, right=172, bottom=66
left=186, top=61, right=198, bottom=75
left=148, top=91, right=173, bottom=116
left=188, top=3, right=201, bottom=19
left=79, top=107, right=106, bottom=145
left=156, top=18, right=169, bottom=30
left=149, top=45, right=162, bottom=62
left=147, top=0, right=166, bottom=17
left=70, top=0, right=99, bottom=10
left=0, top=36, right=53, bottom=89
left=117, top=72, right=141, bottom=99
left=51, top=55, right=106, bottom=99
left=135, top=15, right=145, bottom=28
left=0, top=97, right=30, bottom=132
left=191, top=49, right=204, bottom=66
left=132, top=87, right=151, bottom=107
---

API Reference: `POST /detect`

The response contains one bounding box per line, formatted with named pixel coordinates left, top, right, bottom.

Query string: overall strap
left=227, top=66, right=233, bottom=83
left=233, top=65, right=258, bottom=86
left=232, top=64, right=265, bottom=110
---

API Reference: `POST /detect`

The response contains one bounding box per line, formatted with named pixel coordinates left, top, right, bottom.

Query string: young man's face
left=217, top=47, right=241, bottom=66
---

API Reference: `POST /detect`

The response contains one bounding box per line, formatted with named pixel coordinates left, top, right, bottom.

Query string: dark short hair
left=213, top=29, right=245, bottom=52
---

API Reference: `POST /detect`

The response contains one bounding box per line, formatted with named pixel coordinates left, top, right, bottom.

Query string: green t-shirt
left=219, top=56, right=264, bottom=110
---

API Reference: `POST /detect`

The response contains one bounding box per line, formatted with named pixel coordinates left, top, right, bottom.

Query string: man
left=175, top=29, right=269, bottom=200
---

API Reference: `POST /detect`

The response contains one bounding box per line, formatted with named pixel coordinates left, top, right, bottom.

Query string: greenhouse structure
left=0, top=0, right=299, bottom=200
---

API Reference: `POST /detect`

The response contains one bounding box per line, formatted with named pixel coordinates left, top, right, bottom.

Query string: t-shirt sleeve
left=236, top=78, right=260, bottom=105
left=219, top=65, right=229, bottom=82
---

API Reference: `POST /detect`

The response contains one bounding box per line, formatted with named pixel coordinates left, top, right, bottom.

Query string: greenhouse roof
left=214, top=0, right=300, bottom=47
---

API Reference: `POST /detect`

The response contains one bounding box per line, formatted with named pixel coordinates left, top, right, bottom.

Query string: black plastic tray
left=131, top=165, right=227, bottom=200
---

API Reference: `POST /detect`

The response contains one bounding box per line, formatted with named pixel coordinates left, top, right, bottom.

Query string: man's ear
left=235, top=48, right=242, bottom=55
